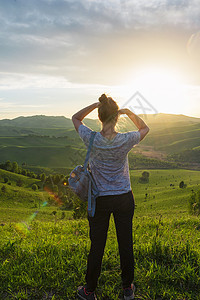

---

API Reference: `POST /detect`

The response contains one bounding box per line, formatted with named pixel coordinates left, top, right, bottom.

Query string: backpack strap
left=83, top=130, right=98, bottom=218
left=83, top=131, right=96, bottom=171
left=87, top=178, right=93, bottom=216
left=87, top=171, right=99, bottom=217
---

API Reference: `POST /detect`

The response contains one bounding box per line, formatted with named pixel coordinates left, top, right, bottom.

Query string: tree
left=12, top=162, right=19, bottom=173
left=142, top=171, right=149, bottom=179
left=139, top=171, right=150, bottom=183
left=31, top=172, right=36, bottom=179
left=46, top=175, right=52, bottom=184
left=179, top=181, right=187, bottom=188
left=53, top=174, right=61, bottom=185
left=5, top=160, right=12, bottom=171
left=21, top=169, right=27, bottom=176
left=40, top=173, right=46, bottom=183
left=32, top=184, right=38, bottom=191
left=60, top=174, right=65, bottom=181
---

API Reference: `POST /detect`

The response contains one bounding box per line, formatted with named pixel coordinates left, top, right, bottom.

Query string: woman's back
left=78, top=124, right=140, bottom=196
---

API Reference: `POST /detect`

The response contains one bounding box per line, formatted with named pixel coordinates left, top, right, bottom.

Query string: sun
left=115, top=66, right=186, bottom=115
left=125, top=66, right=184, bottom=89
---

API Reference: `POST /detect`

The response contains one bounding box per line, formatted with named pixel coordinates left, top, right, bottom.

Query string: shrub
left=1, top=185, right=7, bottom=193
left=188, top=189, right=200, bottom=215
left=179, top=181, right=187, bottom=188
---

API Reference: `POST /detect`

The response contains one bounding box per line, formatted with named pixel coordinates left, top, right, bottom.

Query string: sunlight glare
left=125, top=67, right=184, bottom=89
left=116, top=67, right=187, bottom=115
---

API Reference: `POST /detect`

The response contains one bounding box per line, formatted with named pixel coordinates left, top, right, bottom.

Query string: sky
left=0, top=0, right=200, bottom=120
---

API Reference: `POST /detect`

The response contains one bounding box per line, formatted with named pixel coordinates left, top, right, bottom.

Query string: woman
left=72, top=94, right=150, bottom=300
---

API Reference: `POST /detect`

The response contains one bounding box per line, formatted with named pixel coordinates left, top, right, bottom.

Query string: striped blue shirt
left=78, top=124, right=140, bottom=196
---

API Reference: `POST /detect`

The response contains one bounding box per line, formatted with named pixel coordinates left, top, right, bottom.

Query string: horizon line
left=0, top=112, right=200, bottom=121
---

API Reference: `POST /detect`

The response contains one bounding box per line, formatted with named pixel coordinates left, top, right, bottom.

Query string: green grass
left=0, top=169, right=73, bottom=223
left=0, top=169, right=200, bottom=299
left=0, top=216, right=200, bottom=299
left=0, top=146, right=76, bottom=167
left=0, top=136, right=71, bottom=147
left=130, top=169, right=200, bottom=215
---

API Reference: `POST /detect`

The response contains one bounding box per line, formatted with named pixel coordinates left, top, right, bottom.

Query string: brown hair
left=98, top=94, right=119, bottom=125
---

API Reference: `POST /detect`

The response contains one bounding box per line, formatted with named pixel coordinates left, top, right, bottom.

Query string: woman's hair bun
left=99, top=94, right=108, bottom=104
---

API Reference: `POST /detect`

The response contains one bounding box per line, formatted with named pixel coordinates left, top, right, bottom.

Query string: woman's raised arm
left=72, top=102, right=100, bottom=132
left=118, top=108, right=150, bottom=141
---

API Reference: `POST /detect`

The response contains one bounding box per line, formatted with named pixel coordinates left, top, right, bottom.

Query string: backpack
left=68, top=131, right=99, bottom=217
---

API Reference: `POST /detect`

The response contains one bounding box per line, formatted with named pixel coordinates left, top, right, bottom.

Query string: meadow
left=0, top=169, right=200, bottom=299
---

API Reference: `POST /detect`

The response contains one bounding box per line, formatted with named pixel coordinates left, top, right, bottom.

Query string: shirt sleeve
left=78, top=124, right=92, bottom=148
left=125, top=131, right=141, bottom=152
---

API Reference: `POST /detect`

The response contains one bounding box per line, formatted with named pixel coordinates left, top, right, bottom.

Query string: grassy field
left=0, top=169, right=200, bottom=299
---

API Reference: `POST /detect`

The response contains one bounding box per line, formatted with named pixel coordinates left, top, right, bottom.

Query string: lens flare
left=187, top=31, right=200, bottom=57
left=44, top=186, right=63, bottom=206
left=15, top=184, right=63, bottom=237
left=15, top=222, right=30, bottom=237
left=15, top=202, right=47, bottom=237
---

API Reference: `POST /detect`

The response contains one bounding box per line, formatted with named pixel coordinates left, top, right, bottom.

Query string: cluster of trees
left=0, top=160, right=74, bottom=209
left=43, top=174, right=75, bottom=210
left=168, top=149, right=200, bottom=163
left=0, top=159, right=121, bottom=218
left=0, top=160, right=39, bottom=179
left=129, top=153, right=178, bottom=170
left=0, top=161, right=69, bottom=185
left=2, top=175, right=40, bottom=191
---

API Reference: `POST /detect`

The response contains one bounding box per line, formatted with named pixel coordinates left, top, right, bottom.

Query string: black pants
left=85, top=190, right=135, bottom=292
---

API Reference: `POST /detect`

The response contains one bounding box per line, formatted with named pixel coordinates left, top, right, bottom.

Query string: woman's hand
left=118, top=108, right=131, bottom=115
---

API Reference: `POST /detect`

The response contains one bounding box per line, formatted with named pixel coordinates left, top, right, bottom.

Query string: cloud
left=0, top=0, right=200, bottom=85
left=0, top=72, right=74, bottom=90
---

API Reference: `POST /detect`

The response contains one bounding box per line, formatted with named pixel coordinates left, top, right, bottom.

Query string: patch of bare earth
left=133, top=145, right=167, bottom=160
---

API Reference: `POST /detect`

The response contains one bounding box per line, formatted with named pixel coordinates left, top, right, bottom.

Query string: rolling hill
left=0, top=113, right=199, bottom=169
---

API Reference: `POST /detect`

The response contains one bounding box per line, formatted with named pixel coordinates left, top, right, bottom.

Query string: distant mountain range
left=0, top=113, right=199, bottom=169
left=0, top=113, right=199, bottom=130
left=0, top=115, right=73, bottom=128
